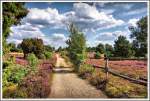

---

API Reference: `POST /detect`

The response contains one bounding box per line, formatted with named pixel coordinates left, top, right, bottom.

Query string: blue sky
left=7, top=2, right=147, bottom=49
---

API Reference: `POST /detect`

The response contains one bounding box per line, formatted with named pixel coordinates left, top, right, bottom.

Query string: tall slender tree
left=66, top=23, right=86, bottom=71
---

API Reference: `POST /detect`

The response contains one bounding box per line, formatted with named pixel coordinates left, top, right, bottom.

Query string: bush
left=78, top=63, right=95, bottom=78
left=3, top=61, right=12, bottom=69
left=27, top=53, right=38, bottom=71
left=105, top=84, right=132, bottom=98
left=89, top=70, right=106, bottom=89
left=95, top=52, right=101, bottom=59
left=3, top=64, right=29, bottom=86
left=44, top=51, right=52, bottom=59
left=19, top=70, right=51, bottom=98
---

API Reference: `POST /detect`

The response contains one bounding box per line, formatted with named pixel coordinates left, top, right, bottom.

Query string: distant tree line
left=87, top=16, right=147, bottom=58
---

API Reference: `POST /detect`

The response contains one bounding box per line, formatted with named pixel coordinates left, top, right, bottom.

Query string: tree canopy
left=114, top=35, right=133, bottom=58
left=129, top=16, right=147, bottom=57
left=21, top=38, right=44, bottom=58
left=3, top=2, right=28, bottom=54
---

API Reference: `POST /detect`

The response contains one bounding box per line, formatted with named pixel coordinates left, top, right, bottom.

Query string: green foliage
left=129, top=16, right=147, bottom=57
left=27, top=53, right=38, bottom=71
left=8, top=43, right=22, bottom=52
left=86, top=47, right=96, bottom=52
left=96, top=43, right=104, bottom=54
left=44, top=51, right=52, bottom=59
left=105, top=44, right=114, bottom=57
left=2, top=2, right=28, bottom=54
left=78, top=63, right=95, bottom=78
left=21, top=38, right=44, bottom=58
left=114, top=35, right=134, bottom=58
left=95, top=52, right=101, bottom=59
left=3, top=64, right=29, bottom=87
left=66, top=23, right=86, bottom=71
left=3, top=61, right=13, bottom=69
left=44, top=45, right=54, bottom=52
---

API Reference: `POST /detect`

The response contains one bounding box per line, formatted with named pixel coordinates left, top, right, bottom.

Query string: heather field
left=86, top=59, right=147, bottom=80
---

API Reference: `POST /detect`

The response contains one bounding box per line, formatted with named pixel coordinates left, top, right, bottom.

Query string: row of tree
left=87, top=16, right=147, bottom=58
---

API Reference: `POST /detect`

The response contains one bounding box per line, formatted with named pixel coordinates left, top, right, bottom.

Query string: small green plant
left=95, top=52, right=101, bottom=59
left=27, top=53, right=38, bottom=71
left=44, top=51, right=52, bottom=59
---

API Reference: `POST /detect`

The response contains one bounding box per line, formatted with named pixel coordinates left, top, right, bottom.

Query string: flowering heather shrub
left=19, top=64, right=52, bottom=98
left=85, top=59, right=147, bottom=80
left=15, top=57, right=28, bottom=66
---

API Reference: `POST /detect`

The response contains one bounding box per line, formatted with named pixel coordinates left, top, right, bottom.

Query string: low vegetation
left=78, top=63, right=94, bottom=79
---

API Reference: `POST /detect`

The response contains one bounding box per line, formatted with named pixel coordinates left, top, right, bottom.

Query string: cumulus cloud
left=71, top=3, right=124, bottom=31
left=114, top=3, right=133, bottom=10
left=7, top=3, right=129, bottom=48
left=121, top=7, right=147, bottom=16
left=49, top=33, right=68, bottom=49
left=21, top=8, right=65, bottom=29
left=128, top=18, right=139, bottom=27
left=21, top=3, right=124, bottom=32
left=100, top=9, right=115, bottom=14
left=7, top=24, right=46, bottom=45
left=95, top=30, right=128, bottom=42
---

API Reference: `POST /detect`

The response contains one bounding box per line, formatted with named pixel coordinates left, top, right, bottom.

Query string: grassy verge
left=78, top=64, right=147, bottom=98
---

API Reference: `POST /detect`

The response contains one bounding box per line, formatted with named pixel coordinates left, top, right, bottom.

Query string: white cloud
left=21, top=8, right=65, bottom=29
left=128, top=18, right=139, bottom=27
left=20, top=3, right=124, bottom=32
left=49, top=33, right=68, bottom=49
left=7, top=3, right=127, bottom=49
left=51, top=33, right=67, bottom=41
left=114, top=3, right=133, bottom=10
left=71, top=3, right=124, bottom=31
left=121, top=7, right=147, bottom=16
left=7, top=24, right=46, bottom=45
left=100, top=9, right=115, bottom=14
left=95, top=30, right=128, bottom=42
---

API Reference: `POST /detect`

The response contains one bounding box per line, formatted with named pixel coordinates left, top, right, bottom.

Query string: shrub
left=19, top=70, right=51, bottom=98
left=3, top=84, right=28, bottom=98
left=95, top=52, right=101, bottom=59
left=3, top=61, right=12, bottom=69
left=89, top=70, right=106, bottom=89
left=78, top=63, right=95, bottom=78
left=44, top=51, right=52, bottom=59
left=3, top=84, right=17, bottom=98
left=3, top=64, right=29, bottom=86
left=27, top=53, right=38, bottom=71
left=105, top=84, right=132, bottom=98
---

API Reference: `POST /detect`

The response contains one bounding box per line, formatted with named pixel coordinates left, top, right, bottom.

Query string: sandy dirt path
left=55, top=54, right=69, bottom=67
left=49, top=54, right=107, bottom=98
